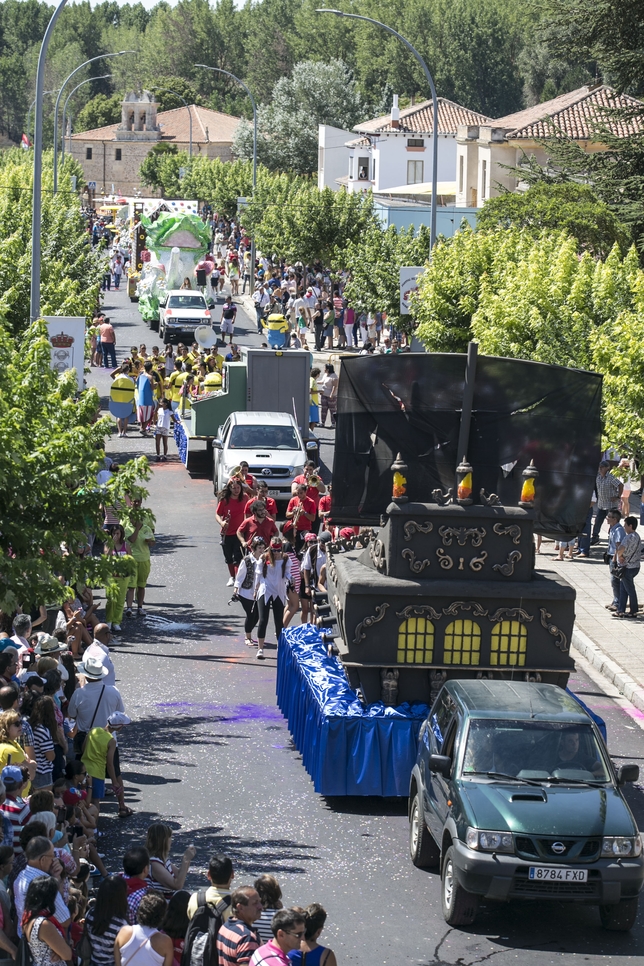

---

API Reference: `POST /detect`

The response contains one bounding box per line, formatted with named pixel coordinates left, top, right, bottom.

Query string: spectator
left=145, top=823, right=196, bottom=897
left=122, top=847, right=151, bottom=925
left=0, top=766, right=31, bottom=854
left=591, top=460, right=623, bottom=544
left=115, top=893, right=174, bottom=966
left=0, top=686, right=18, bottom=712
left=14, top=836, right=70, bottom=936
left=254, top=875, right=283, bottom=945
left=250, top=909, right=306, bottom=966
left=82, top=711, right=132, bottom=816
left=100, top=318, right=117, bottom=369
left=614, top=516, right=641, bottom=619
left=216, top=887, right=262, bottom=966
left=22, top=874, right=72, bottom=964
left=318, top=364, right=338, bottom=428
left=29, top=697, right=60, bottom=791
left=82, top=624, right=117, bottom=686
left=187, top=854, right=234, bottom=921
left=288, top=903, right=337, bottom=966
left=161, top=890, right=190, bottom=966
left=67, top=654, right=125, bottom=756
left=0, top=844, right=15, bottom=958
left=0, top=710, right=37, bottom=778
left=10, top=615, right=31, bottom=661
left=85, top=875, right=129, bottom=966
left=605, top=510, right=626, bottom=612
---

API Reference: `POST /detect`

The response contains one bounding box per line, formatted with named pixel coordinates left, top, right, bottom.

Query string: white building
left=455, top=84, right=644, bottom=208
left=318, top=124, right=354, bottom=190
left=343, top=95, right=492, bottom=194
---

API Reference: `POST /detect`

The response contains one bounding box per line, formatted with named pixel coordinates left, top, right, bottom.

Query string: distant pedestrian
left=591, top=460, right=623, bottom=544
left=100, top=318, right=117, bottom=369
left=614, top=516, right=641, bottom=619
left=155, top=399, right=173, bottom=462
left=220, top=297, right=237, bottom=345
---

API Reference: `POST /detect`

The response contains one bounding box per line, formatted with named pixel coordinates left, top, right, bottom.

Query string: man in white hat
left=67, top=654, right=125, bottom=758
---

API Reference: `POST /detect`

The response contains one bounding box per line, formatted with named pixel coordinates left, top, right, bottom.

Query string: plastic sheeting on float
left=277, top=624, right=428, bottom=796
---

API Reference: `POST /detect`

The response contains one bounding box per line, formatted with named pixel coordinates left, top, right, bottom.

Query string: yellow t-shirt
left=82, top=727, right=113, bottom=780
left=310, top=377, right=320, bottom=406
left=167, top=371, right=182, bottom=403
left=0, top=741, right=25, bottom=770
left=125, top=524, right=154, bottom=562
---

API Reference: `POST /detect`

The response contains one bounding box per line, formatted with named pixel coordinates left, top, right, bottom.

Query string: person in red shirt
left=216, top=479, right=247, bottom=585
left=286, top=485, right=316, bottom=553
left=239, top=461, right=257, bottom=496
left=237, top=502, right=279, bottom=550
left=318, top=482, right=332, bottom=531
left=244, top=481, right=277, bottom=520
left=291, top=461, right=326, bottom=511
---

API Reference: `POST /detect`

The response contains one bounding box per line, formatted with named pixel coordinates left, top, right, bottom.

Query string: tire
left=441, top=845, right=479, bottom=926
left=159, top=323, right=166, bottom=342
left=599, top=898, right=639, bottom=931
left=409, top=793, right=440, bottom=868
left=150, top=315, right=159, bottom=332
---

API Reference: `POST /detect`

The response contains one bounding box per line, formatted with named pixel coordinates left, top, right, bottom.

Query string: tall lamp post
left=53, top=49, right=136, bottom=194
left=149, top=87, right=192, bottom=158
left=316, top=9, right=438, bottom=251
left=31, top=0, right=70, bottom=323
left=61, top=74, right=112, bottom=167
left=194, top=64, right=257, bottom=283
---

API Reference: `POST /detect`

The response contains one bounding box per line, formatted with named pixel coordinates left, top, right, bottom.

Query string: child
left=155, top=399, right=173, bottom=463
left=82, top=712, right=133, bottom=818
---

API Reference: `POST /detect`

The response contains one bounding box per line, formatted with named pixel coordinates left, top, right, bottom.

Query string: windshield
left=168, top=295, right=206, bottom=309
left=228, top=425, right=300, bottom=450
left=462, top=719, right=611, bottom=784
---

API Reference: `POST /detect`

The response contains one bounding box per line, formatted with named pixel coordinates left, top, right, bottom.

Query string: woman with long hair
left=233, top=535, right=265, bottom=647
left=215, top=479, right=246, bottom=586
left=255, top=538, right=291, bottom=661
left=254, top=874, right=283, bottom=945
left=0, top=710, right=37, bottom=778
left=161, top=891, right=190, bottom=966
left=23, top=875, right=72, bottom=966
left=145, top=824, right=196, bottom=898
left=29, top=697, right=61, bottom=791
left=85, top=875, right=129, bottom=966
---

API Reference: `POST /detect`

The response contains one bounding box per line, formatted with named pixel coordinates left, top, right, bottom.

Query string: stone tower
left=116, top=91, right=161, bottom=141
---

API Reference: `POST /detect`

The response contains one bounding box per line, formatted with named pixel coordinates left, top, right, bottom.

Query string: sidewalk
left=537, top=535, right=644, bottom=712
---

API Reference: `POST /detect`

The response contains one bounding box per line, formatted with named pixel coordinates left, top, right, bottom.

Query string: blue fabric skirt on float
left=277, top=624, right=429, bottom=796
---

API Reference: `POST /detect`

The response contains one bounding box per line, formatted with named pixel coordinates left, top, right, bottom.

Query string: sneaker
left=125, top=608, right=133, bottom=618
left=226, top=576, right=234, bottom=587
left=112, top=623, right=121, bottom=633
left=256, top=648, right=265, bottom=660
left=137, top=608, right=146, bottom=618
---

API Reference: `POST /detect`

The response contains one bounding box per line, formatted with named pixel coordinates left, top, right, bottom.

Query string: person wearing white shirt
left=10, top=615, right=31, bottom=665
left=253, top=286, right=270, bottom=333
left=254, top=539, right=291, bottom=661
left=15, top=838, right=70, bottom=937
left=82, top=624, right=117, bottom=686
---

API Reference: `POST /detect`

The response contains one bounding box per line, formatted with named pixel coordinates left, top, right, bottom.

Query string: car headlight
left=466, top=827, right=514, bottom=853
left=601, top=836, right=642, bottom=857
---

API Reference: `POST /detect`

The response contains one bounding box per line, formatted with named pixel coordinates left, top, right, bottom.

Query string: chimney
left=391, top=94, right=400, bottom=129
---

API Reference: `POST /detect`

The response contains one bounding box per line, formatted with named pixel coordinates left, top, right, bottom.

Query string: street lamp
left=31, top=0, right=70, bottom=323
left=26, top=89, right=60, bottom=147
left=316, top=9, right=438, bottom=251
left=194, top=64, right=257, bottom=283
left=61, top=74, right=112, bottom=167
left=149, top=87, right=192, bottom=158
left=53, top=49, right=136, bottom=194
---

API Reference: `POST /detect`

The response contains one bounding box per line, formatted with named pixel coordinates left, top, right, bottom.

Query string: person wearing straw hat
left=68, top=655, right=125, bottom=759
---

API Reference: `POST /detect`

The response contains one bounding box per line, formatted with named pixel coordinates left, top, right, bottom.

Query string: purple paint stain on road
left=156, top=700, right=284, bottom=722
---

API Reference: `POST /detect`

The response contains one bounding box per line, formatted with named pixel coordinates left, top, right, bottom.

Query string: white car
left=213, top=411, right=317, bottom=501
left=158, top=290, right=212, bottom=341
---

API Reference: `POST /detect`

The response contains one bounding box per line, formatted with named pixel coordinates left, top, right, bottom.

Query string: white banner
left=399, top=266, right=424, bottom=315
left=44, top=316, right=86, bottom=390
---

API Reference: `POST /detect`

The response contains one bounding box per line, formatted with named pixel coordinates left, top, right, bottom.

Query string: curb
left=572, top=627, right=644, bottom=713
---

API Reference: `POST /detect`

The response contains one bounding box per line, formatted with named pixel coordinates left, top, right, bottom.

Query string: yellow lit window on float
left=490, top=620, right=527, bottom=666
left=397, top=617, right=434, bottom=664
left=443, top=619, right=481, bottom=665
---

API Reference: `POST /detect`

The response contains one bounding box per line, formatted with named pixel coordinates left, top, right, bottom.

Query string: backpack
left=181, top=891, right=231, bottom=966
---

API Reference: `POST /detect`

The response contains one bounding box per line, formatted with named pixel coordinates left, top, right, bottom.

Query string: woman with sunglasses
left=254, top=539, right=291, bottom=660
left=233, top=536, right=266, bottom=648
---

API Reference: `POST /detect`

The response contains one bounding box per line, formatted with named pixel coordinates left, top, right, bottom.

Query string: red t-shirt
left=287, top=496, right=316, bottom=531
left=292, top=475, right=322, bottom=509
left=237, top=516, right=278, bottom=545
left=216, top=497, right=246, bottom=535
left=244, top=497, right=277, bottom=518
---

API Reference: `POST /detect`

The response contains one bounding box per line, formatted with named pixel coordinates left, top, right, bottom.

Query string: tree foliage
left=76, top=92, right=123, bottom=132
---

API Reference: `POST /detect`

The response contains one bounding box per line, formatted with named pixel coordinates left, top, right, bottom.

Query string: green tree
left=477, top=182, right=631, bottom=258
left=76, top=92, right=123, bottom=132
left=139, top=143, right=181, bottom=193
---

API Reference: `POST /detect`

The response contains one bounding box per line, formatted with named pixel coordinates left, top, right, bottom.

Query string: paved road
left=92, top=284, right=644, bottom=965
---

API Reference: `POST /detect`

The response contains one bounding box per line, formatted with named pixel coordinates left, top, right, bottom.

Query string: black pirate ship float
left=277, top=346, right=603, bottom=795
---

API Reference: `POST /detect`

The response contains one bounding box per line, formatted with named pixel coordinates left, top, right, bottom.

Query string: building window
left=407, top=138, right=424, bottom=147
left=481, top=159, right=487, bottom=200
left=85, top=147, right=92, bottom=160
left=397, top=617, right=434, bottom=664
left=115, top=148, right=122, bottom=161
left=407, top=160, right=424, bottom=184
left=318, top=146, right=324, bottom=172
left=490, top=620, right=527, bottom=667
left=443, top=620, right=481, bottom=665
left=357, top=156, right=369, bottom=180
left=459, top=155, right=464, bottom=194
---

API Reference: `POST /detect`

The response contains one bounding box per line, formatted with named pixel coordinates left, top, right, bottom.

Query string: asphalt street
left=91, top=282, right=644, bottom=965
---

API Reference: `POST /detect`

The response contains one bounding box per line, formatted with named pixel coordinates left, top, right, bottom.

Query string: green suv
left=409, top=679, right=642, bottom=930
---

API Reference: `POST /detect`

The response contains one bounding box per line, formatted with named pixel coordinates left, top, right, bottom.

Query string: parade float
left=136, top=211, right=211, bottom=326
left=278, top=346, right=604, bottom=795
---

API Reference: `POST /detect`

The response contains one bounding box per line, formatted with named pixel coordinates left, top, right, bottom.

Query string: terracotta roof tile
left=72, top=104, right=241, bottom=143
left=355, top=98, right=492, bottom=136
left=494, top=85, right=644, bottom=140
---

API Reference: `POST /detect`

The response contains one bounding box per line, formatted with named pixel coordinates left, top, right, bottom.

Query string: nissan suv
left=409, top=679, right=642, bottom=930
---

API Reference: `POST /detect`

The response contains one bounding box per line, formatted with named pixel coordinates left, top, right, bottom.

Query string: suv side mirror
left=212, top=438, right=223, bottom=449
left=429, top=754, right=452, bottom=778
left=306, top=440, right=318, bottom=451
left=617, top=763, right=639, bottom=784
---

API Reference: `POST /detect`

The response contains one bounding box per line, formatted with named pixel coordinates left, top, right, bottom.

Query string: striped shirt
left=250, top=941, right=290, bottom=966
left=216, top=918, right=260, bottom=966
left=255, top=909, right=279, bottom=945
left=86, top=908, right=128, bottom=966
left=32, top=725, right=54, bottom=777
left=0, top=796, right=30, bottom=854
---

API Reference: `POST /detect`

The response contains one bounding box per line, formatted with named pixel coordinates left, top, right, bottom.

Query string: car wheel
left=599, top=898, right=639, bottom=931
left=159, top=323, right=166, bottom=341
left=409, top=793, right=440, bottom=868
left=441, top=845, right=479, bottom=926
